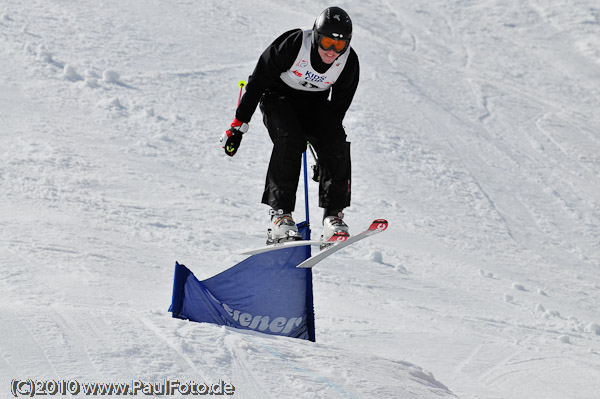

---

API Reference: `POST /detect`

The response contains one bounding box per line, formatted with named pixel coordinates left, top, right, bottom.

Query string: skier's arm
left=329, top=48, right=360, bottom=121
left=235, top=29, right=303, bottom=123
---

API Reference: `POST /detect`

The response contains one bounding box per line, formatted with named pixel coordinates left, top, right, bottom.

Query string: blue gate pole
left=302, top=148, right=315, bottom=342
left=303, top=150, right=310, bottom=230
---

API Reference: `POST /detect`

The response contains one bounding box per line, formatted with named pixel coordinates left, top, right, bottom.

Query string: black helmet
left=312, top=7, right=352, bottom=54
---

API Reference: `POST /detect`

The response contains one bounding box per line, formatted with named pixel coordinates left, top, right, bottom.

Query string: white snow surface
left=1, top=1, right=600, bottom=398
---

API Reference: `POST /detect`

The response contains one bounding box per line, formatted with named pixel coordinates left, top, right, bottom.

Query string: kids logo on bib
left=304, top=70, right=326, bottom=83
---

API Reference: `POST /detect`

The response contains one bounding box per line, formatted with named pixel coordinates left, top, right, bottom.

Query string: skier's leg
left=316, top=138, right=351, bottom=240
left=317, top=139, right=351, bottom=213
left=259, top=95, right=307, bottom=213
left=309, top=117, right=351, bottom=216
left=305, top=104, right=351, bottom=240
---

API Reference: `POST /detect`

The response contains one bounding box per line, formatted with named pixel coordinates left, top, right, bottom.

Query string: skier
left=221, top=6, right=359, bottom=243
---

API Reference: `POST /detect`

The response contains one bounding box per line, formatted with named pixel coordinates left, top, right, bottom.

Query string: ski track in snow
left=2, top=0, right=600, bottom=398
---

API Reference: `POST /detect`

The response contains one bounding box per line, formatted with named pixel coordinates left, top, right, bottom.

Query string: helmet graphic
left=312, top=7, right=352, bottom=55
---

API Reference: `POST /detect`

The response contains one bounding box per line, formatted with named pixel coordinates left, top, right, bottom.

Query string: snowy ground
left=1, top=0, right=600, bottom=398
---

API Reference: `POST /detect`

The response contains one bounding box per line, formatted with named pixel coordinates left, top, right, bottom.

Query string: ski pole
left=307, top=141, right=320, bottom=182
left=307, top=141, right=318, bottom=163
left=236, top=80, right=246, bottom=107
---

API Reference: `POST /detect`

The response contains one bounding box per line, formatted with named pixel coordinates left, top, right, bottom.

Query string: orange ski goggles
left=317, top=35, right=349, bottom=54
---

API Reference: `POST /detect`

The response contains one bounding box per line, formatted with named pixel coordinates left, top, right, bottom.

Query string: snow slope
left=1, top=0, right=599, bottom=398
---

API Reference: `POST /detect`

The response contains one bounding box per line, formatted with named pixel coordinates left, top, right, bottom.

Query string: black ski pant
left=259, top=92, right=351, bottom=216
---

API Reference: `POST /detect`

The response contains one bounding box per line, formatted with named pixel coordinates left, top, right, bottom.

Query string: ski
left=296, top=219, right=388, bottom=268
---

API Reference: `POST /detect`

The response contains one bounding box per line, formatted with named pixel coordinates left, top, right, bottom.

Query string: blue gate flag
left=169, top=223, right=315, bottom=341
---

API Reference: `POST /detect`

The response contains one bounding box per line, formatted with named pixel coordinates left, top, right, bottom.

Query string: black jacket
left=235, top=29, right=360, bottom=124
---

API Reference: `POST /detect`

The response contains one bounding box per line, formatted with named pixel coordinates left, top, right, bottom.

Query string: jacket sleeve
left=235, top=29, right=303, bottom=123
left=330, top=48, right=360, bottom=121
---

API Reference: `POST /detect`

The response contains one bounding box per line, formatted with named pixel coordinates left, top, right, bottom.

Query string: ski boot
left=266, top=210, right=301, bottom=245
left=321, top=211, right=350, bottom=250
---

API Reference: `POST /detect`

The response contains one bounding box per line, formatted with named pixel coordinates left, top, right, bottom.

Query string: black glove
left=220, top=118, right=248, bottom=157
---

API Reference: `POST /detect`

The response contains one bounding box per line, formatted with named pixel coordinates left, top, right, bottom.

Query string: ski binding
left=266, top=228, right=303, bottom=245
